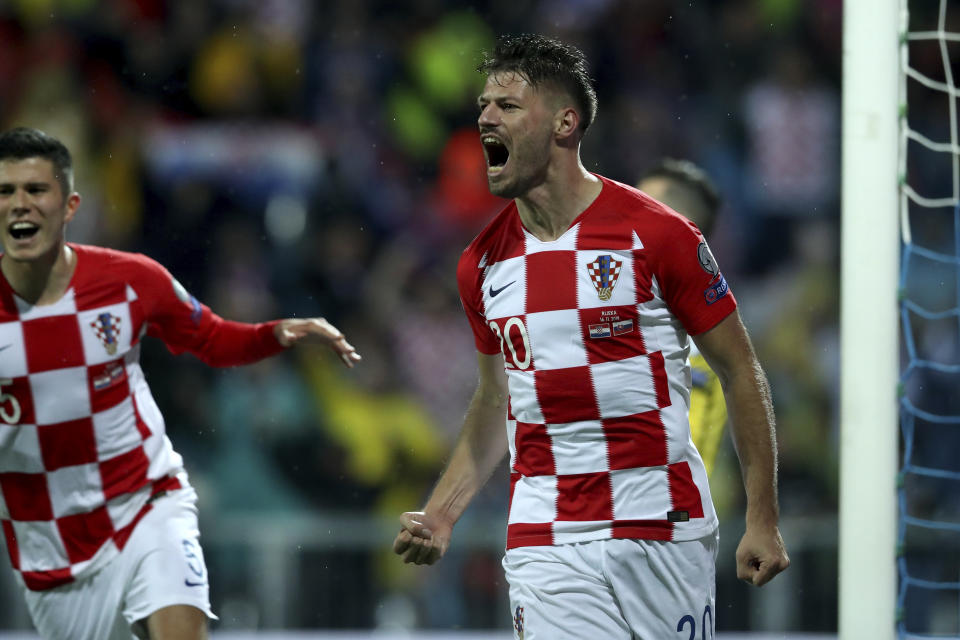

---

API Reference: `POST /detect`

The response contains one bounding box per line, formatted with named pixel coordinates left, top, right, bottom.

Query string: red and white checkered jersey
left=457, top=176, right=737, bottom=549
left=0, top=244, right=284, bottom=590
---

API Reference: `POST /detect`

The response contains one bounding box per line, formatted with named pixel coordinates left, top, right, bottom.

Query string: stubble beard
left=487, top=175, right=521, bottom=199
left=486, top=141, right=550, bottom=200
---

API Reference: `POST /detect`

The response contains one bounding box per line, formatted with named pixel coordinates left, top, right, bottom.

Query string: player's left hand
left=735, top=524, right=790, bottom=587
left=274, top=318, right=362, bottom=367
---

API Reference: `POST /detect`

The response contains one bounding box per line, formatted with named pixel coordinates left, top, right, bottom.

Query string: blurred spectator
left=741, top=43, right=840, bottom=273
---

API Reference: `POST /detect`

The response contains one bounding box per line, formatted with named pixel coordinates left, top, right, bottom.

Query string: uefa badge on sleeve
left=697, top=241, right=719, bottom=276
left=172, top=277, right=203, bottom=325
left=587, top=254, right=622, bottom=301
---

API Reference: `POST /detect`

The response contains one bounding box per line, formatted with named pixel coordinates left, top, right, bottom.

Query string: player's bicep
left=475, top=351, right=508, bottom=404
left=690, top=310, right=757, bottom=388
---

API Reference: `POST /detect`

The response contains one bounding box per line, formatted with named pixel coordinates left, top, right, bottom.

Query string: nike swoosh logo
left=0, top=345, right=10, bottom=353
left=489, top=281, right=516, bottom=298
left=184, top=579, right=206, bottom=587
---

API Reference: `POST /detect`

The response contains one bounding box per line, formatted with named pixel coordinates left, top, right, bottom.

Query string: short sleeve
left=456, top=248, right=501, bottom=355
left=653, top=218, right=737, bottom=336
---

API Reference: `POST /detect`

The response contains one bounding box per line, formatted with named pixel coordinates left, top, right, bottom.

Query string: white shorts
left=19, top=486, right=217, bottom=640
left=503, top=532, right=718, bottom=640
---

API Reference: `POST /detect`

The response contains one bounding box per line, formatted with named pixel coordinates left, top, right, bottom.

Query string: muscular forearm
left=393, top=352, right=509, bottom=566
left=723, top=358, right=780, bottom=527
left=694, top=312, right=789, bottom=585
left=423, top=383, right=510, bottom=526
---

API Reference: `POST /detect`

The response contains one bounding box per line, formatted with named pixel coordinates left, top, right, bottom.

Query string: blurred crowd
left=0, top=0, right=845, bottom=632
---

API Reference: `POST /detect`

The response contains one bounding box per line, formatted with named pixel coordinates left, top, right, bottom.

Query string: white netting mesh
left=899, top=1, right=960, bottom=637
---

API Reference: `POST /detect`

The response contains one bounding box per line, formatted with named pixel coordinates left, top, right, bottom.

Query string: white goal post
left=839, top=0, right=902, bottom=638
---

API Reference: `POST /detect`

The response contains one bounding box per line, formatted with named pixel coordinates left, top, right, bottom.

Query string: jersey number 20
left=0, top=379, right=21, bottom=425
left=489, top=318, right=531, bottom=370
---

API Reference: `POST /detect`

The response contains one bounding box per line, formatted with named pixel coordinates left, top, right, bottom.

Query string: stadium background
left=0, top=0, right=845, bottom=635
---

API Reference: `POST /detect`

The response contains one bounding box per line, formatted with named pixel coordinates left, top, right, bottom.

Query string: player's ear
left=554, top=106, right=580, bottom=142
left=63, top=192, right=81, bottom=223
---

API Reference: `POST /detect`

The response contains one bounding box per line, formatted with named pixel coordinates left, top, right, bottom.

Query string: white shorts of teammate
left=503, top=531, right=718, bottom=640
left=18, top=486, right=217, bottom=640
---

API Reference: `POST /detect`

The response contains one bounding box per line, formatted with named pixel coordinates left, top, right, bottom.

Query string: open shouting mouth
left=482, top=135, right=509, bottom=174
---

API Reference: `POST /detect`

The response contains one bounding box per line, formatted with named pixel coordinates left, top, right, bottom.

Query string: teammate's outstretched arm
left=692, top=311, right=790, bottom=587
left=274, top=317, right=362, bottom=367
left=393, top=352, right=509, bottom=565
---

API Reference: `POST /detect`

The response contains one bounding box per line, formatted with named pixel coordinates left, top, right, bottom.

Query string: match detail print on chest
left=482, top=249, right=643, bottom=371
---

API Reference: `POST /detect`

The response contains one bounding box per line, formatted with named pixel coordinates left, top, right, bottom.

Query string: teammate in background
left=637, top=159, right=726, bottom=476
left=393, top=35, right=789, bottom=638
left=0, top=127, right=360, bottom=640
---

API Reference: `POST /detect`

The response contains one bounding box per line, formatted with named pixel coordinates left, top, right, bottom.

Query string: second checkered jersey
left=0, top=244, right=284, bottom=590
left=457, top=175, right=737, bottom=549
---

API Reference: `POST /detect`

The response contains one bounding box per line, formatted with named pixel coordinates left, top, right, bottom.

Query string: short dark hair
left=640, top=158, right=721, bottom=237
left=478, top=34, right=598, bottom=134
left=0, top=127, right=74, bottom=196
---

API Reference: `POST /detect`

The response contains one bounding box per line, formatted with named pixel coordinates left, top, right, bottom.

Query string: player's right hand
left=392, top=511, right=452, bottom=565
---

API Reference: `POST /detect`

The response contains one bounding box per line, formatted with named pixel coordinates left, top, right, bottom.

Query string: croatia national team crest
left=90, top=312, right=122, bottom=355
left=513, top=605, right=524, bottom=639
left=587, top=254, right=622, bottom=301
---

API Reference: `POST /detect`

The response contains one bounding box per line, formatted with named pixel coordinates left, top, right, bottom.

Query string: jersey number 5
left=0, top=379, right=21, bottom=425
left=488, top=318, right=531, bottom=370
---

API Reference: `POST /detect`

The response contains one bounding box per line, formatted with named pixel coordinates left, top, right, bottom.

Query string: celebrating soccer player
left=0, top=127, right=360, bottom=640
left=393, top=35, right=789, bottom=638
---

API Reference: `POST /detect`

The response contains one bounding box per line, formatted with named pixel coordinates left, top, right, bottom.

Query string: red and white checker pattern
left=0, top=247, right=186, bottom=590
left=457, top=176, right=736, bottom=549
left=0, top=244, right=283, bottom=590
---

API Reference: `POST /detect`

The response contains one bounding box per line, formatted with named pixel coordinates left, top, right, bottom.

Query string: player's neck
left=516, top=161, right=602, bottom=242
left=1, top=242, right=76, bottom=306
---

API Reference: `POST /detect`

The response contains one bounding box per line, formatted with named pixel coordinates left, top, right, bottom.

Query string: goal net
left=898, top=0, right=960, bottom=637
